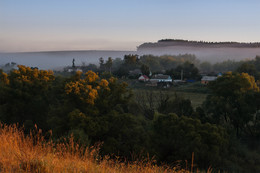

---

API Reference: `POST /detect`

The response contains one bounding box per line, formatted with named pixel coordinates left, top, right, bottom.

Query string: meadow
left=127, top=80, right=209, bottom=109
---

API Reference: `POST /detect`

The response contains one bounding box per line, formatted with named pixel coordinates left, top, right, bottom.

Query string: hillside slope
left=0, top=124, right=197, bottom=173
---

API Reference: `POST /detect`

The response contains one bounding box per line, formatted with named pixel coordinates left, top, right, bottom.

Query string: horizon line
left=2, top=38, right=260, bottom=53
left=0, top=49, right=138, bottom=54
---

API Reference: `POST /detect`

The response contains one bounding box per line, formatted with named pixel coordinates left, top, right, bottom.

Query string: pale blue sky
left=1, top=0, right=260, bottom=52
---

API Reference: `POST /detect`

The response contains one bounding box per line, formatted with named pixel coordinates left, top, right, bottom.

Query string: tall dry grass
left=0, top=123, right=209, bottom=173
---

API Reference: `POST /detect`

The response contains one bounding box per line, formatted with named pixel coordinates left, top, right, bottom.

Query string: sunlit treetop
left=224, top=72, right=259, bottom=92
left=240, top=72, right=259, bottom=92
left=0, top=71, right=9, bottom=85
left=0, top=65, right=55, bottom=86
left=11, top=65, right=55, bottom=84
left=209, top=72, right=259, bottom=97
left=85, top=71, right=99, bottom=83
left=65, top=70, right=110, bottom=105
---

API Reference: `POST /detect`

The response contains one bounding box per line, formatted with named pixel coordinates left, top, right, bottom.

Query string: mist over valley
left=0, top=50, right=135, bottom=70
left=137, top=39, right=260, bottom=63
left=1, top=39, right=260, bottom=70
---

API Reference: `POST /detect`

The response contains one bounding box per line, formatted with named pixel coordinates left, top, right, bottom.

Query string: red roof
left=138, top=75, right=149, bottom=80
left=141, top=75, right=149, bottom=79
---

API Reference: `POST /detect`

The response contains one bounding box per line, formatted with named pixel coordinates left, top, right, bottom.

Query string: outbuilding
left=138, top=75, right=150, bottom=82
left=150, top=74, right=172, bottom=83
left=201, top=76, right=217, bottom=84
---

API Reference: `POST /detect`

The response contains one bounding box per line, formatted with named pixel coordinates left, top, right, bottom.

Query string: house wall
left=201, top=80, right=208, bottom=84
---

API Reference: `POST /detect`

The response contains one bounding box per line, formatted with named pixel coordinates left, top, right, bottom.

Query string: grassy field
left=125, top=80, right=209, bottom=108
left=173, top=92, right=208, bottom=108
left=0, top=123, right=209, bottom=173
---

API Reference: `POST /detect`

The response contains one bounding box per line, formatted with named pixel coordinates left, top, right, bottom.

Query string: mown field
left=125, top=80, right=209, bottom=108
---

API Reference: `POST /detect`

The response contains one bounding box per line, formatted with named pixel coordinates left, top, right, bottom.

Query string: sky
left=1, top=0, right=260, bottom=52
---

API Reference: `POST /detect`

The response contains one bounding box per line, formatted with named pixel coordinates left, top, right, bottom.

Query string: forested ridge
left=138, top=39, right=260, bottom=50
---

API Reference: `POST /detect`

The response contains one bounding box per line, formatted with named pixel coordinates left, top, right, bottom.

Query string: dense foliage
left=1, top=64, right=260, bottom=172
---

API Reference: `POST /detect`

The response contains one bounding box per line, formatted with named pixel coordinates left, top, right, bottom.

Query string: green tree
left=204, top=72, right=260, bottom=136
left=81, top=63, right=98, bottom=72
left=158, top=94, right=193, bottom=116
left=139, top=55, right=163, bottom=72
left=124, top=54, right=138, bottom=65
left=152, top=113, right=228, bottom=170
left=99, top=57, right=105, bottom=71
left=0, top=65, right=55, bottom=131
left=199, top=61, right=212, bottom=73
left=72, top=58, right=75, bottom=68
left=254, top=55, right=260, bottom=71
left=105, top=57, right=113, bottom=73
left=236, top=63, right=256, bottom=76
left=101, top=111, right=148, bottom=158
left=140, top=64, right=150, bottom=76
left=166, top=61, right=199, bottom=80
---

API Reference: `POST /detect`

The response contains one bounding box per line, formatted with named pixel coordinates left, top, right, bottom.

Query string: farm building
left=150, top=74, right=172, bottom=83
left=138, top=75, right=149, bottom=82
left=201, top=76, right=217, bottom=84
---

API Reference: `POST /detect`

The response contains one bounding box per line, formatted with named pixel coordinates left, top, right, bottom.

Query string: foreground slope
left=0, top=124, right=203, bottom=173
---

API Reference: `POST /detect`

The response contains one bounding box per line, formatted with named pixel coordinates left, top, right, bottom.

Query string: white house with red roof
left=138, top=75, right=150, bottom=82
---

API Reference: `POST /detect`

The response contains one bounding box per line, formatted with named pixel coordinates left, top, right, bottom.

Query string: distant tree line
left=94, top=54, right=200, bottom=80
left=137, top=39, right=260, bottom=50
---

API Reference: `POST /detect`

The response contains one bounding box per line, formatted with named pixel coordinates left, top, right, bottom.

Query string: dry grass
left=0, top=124, right=208, bottom=173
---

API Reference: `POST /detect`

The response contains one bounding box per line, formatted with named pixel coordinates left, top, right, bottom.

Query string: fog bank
left=0, top=50, right=135, bottom=70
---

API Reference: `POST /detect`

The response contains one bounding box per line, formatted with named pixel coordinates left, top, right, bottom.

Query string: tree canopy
left=204, top=72, right=260, bottom=136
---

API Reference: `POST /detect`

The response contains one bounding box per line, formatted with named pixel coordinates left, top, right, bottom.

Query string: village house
left=201, top=76, right=217, bottom=84
left=67, top=68, right=83, bottom=73
left=150, top=74, right=172, bottom=83
left=138, top=75, right=149, bottom=82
